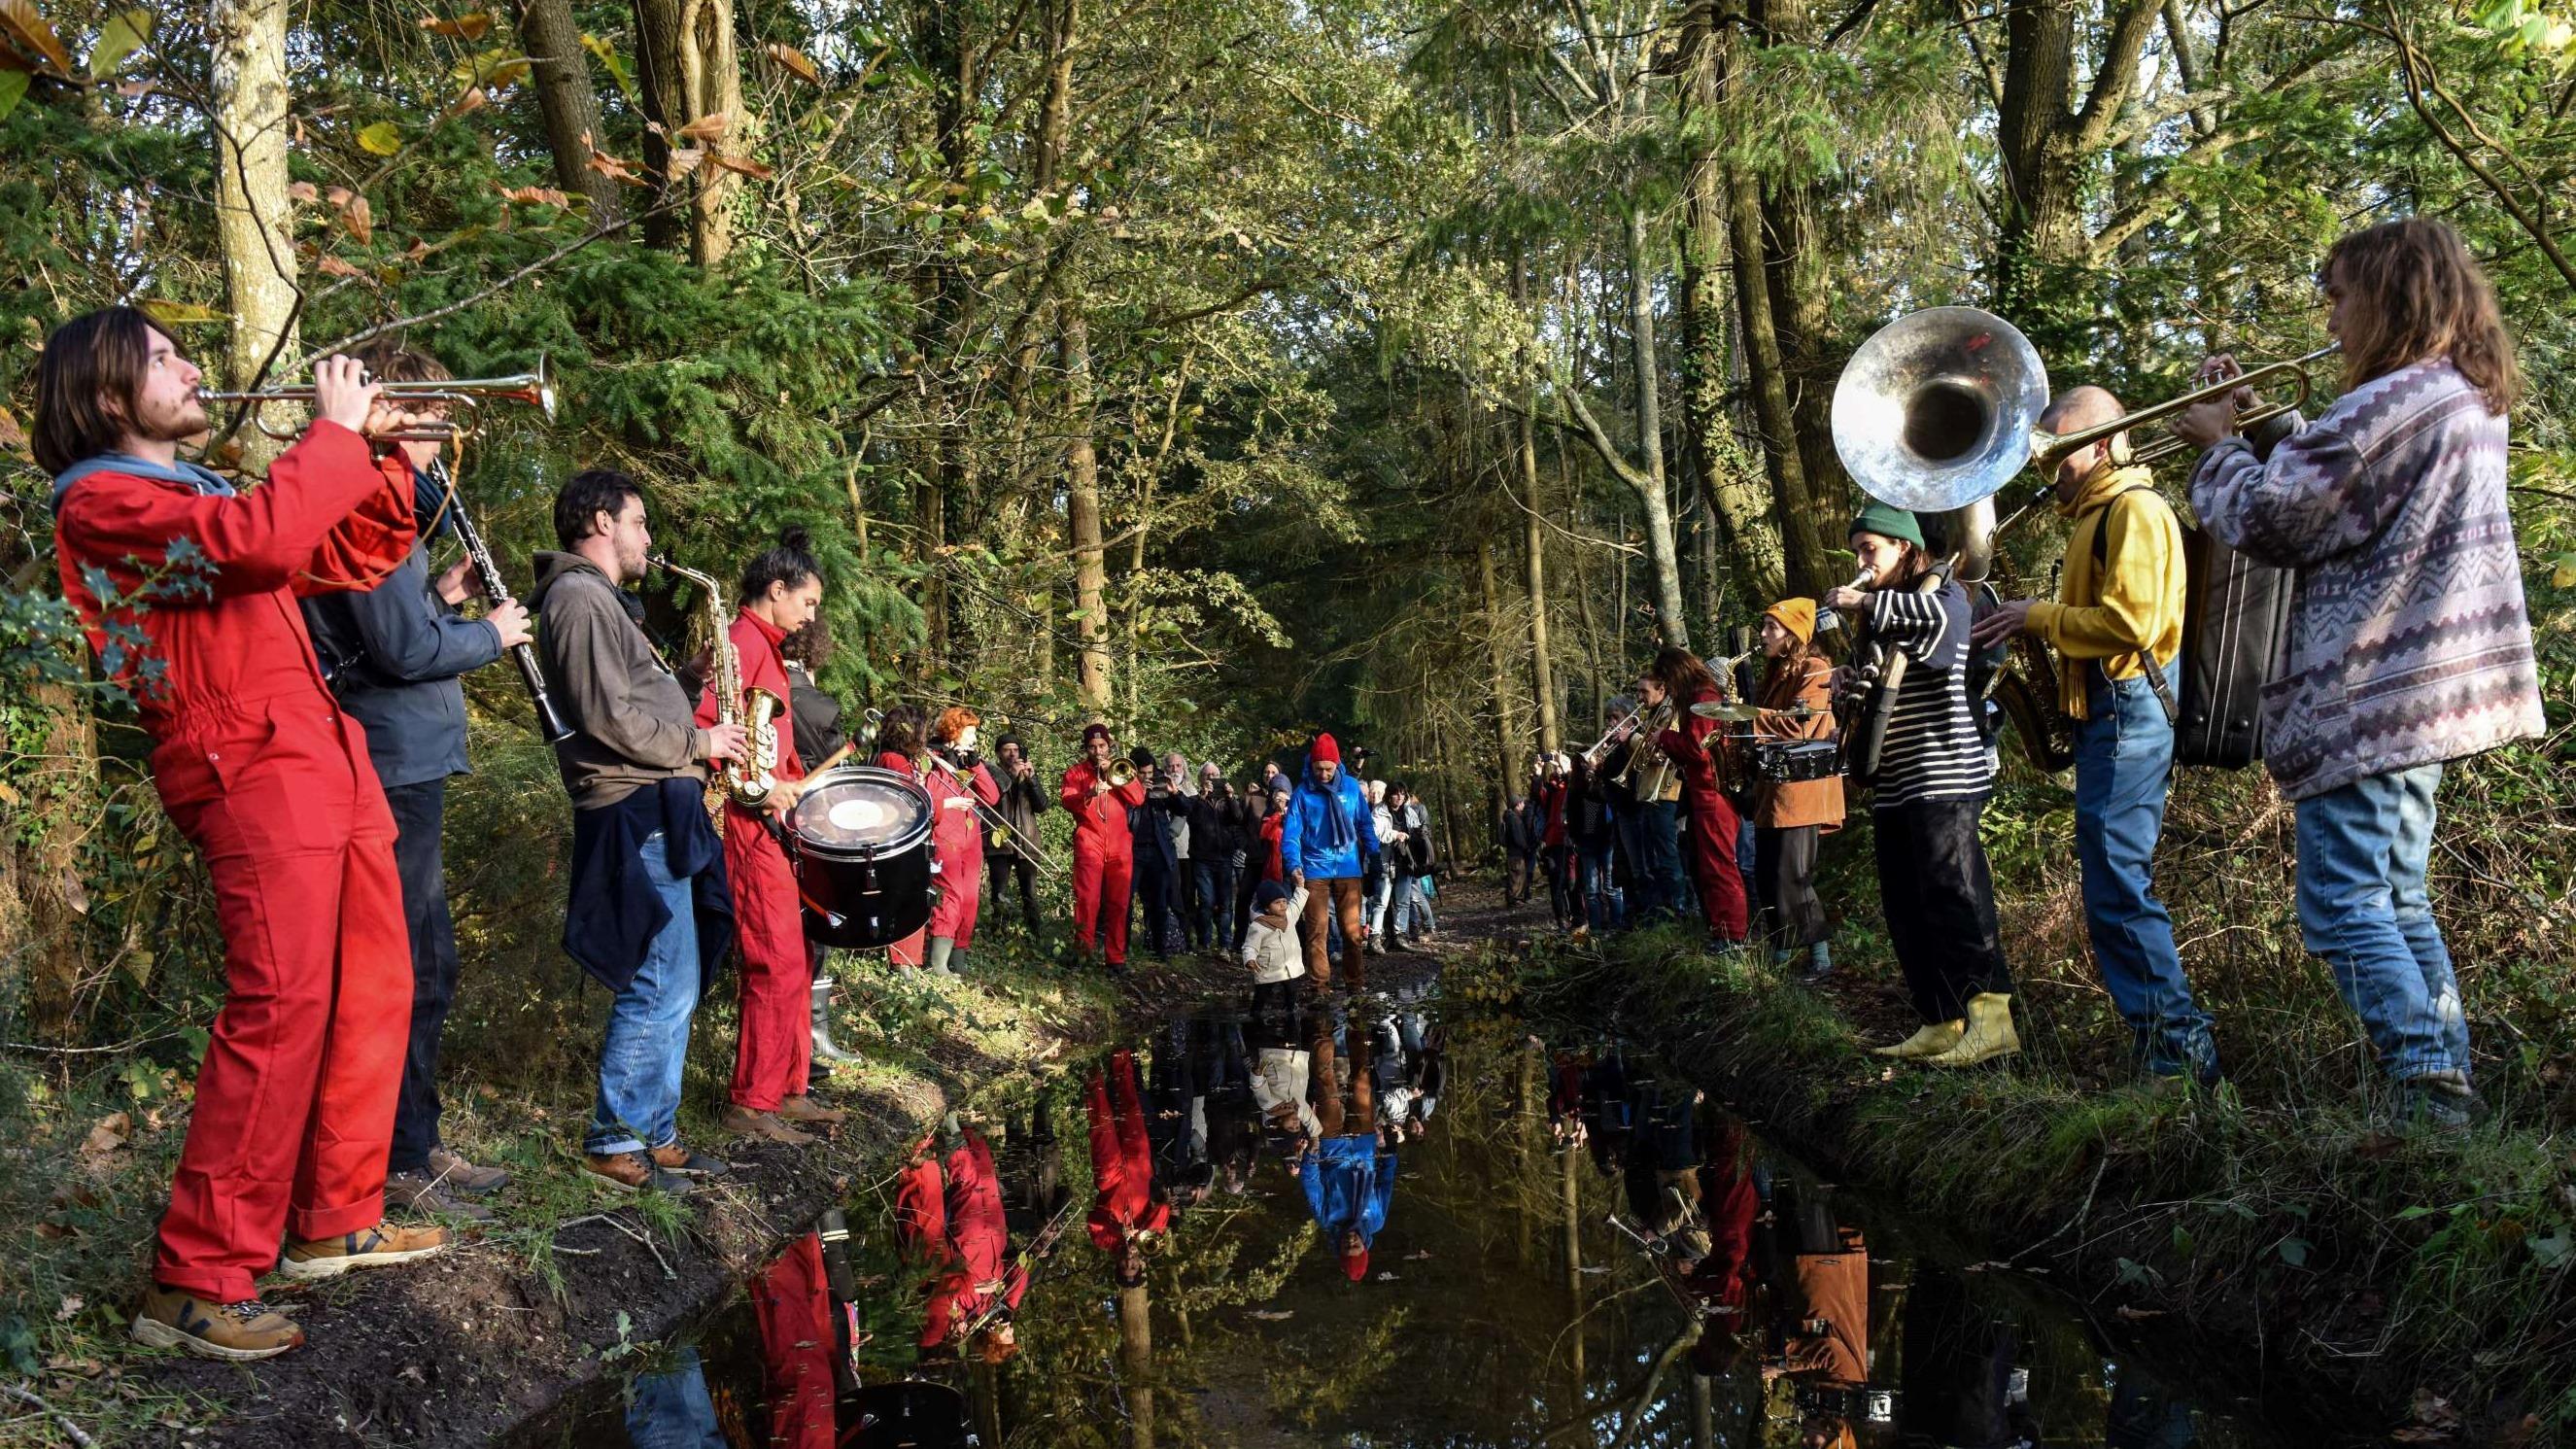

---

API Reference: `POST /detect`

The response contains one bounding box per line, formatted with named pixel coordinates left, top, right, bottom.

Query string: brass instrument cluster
left=651, top=555, right=782, bottom=829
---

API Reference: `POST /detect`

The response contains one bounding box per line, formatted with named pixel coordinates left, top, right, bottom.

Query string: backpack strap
left=2087, top=487, right=2181, bottom=728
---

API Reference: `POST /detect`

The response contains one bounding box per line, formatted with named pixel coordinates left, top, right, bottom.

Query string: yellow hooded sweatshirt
left=2022, top=464, right=2184, bottom=721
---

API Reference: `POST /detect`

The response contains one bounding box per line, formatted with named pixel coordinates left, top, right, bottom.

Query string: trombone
left=862, top=707, right=1066, bottom=880
left=199, top=358, right=557, bottom=441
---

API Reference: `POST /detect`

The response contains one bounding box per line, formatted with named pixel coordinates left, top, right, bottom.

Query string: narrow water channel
left=507, top=979, right=2316, bottom=1448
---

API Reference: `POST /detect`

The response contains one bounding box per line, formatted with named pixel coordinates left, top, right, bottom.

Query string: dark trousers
left=1755, top=824, right=1827, bottom=949
left=384, top=778, right=458, bottom=1176
left=1192, top=858, right=1238, bottom=950
left=1541, top=844, right=1575, bottom=928
left=1505, top=849, right=1537, bottom=904
left=1133, top=855, right=1177, bottom=958
left=1233, top=858, right=1263, bottom=947
left=985, top=849, right=1040, bottom=937
left=1872, top=797, right=2011, bottom=1023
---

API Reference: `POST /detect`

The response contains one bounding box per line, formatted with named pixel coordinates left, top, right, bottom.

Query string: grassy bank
left=0, top=938, right=1121, bottom=1449
left=1459, top=920, right=2576, bottom=1444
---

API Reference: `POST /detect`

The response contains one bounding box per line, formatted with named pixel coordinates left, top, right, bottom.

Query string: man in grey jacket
left=530, top=469, right=746, bottom=1194
left=299, top=343, right=531, bottom=1221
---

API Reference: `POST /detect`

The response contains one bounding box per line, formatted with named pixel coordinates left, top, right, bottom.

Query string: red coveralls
left=750, top=1232, right=836, bottom=1449
left=1659, top=685, right=1749, bottom=941
left=1259, top=811, right=1286, bottom=882
left=1085, top=1049, right=1171, bottom=1253
left=867, top=750, right=951, bottom=969
left=52, top=423, right=417, bottom=1302
left=910, top=1128, right=1028, bottom=1351
left=1060, top=761, right=1147, bottom=964
left=927, top=757, right=999, bottom=949
left=695, top=610, right=810, bottom=1113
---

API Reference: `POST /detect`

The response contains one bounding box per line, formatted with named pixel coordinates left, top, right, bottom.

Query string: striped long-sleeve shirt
left=1859, top=578, right=1993, bottom=810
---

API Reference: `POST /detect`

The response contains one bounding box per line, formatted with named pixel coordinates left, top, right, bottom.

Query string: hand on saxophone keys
left=705, top=721, right=750, bottom=764
left=1969, top=598, right=2037, bottom=649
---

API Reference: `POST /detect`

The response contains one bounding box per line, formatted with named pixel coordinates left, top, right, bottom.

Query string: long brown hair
left=1648, top=645, right=1721, bottom=704
left=2324, top=218, right=2520, bottom=415
left=32, top=307, right=174, bottom=475
left=1760, top=635, right=1825, bottom=709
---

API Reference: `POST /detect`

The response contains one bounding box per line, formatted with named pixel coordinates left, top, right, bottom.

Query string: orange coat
left=1748, top=656, right=1843, bottom=832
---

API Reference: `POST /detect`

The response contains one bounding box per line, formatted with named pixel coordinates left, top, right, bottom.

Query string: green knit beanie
left=1848, top=500, right=1926, bottom=549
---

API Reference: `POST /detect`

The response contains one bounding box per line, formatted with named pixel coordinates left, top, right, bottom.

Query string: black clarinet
left=425, top=461, right=573, bottom=742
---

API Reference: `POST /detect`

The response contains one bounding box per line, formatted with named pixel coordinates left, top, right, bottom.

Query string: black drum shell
left=1755, top=740, right=1842, bottom=784
left=790, top=766, right=938, bottom=949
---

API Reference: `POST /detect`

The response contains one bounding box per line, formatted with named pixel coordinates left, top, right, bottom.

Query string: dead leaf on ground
left=2112, top=1304, right=2166, bottom=1321
left=1247, top=1308, right=1292, bottom=1321
left=81, top=1111, right=130, bottom=1159
left=54, top=1294, right=83, bottom=1321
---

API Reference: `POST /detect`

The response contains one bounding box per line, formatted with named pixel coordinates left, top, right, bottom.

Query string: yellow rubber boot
left=1870, top=1018, right=1964, bottom=1059
left=1924, top=993, right=2019, bottom=1067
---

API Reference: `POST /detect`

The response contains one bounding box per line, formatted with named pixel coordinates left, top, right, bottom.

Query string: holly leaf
left=138, top=298, right=226, bottom=325
left=764, top=41, right=819, bottom=84
left=419, top=10, right=493, bottom=39
left=86, top=5, right=146, bottom=77
left=356, top=120, right=401, bottom=155
left=1, top=0, right=72, bottom=77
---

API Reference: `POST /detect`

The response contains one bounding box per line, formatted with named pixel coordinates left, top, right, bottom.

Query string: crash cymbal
left=1689, top=702, right=1760, bottom=722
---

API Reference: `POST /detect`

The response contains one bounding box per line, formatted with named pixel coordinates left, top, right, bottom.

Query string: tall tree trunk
left=3, top=682, right=98, bottom=1042
left=632, top=0, right=688, bottom=251
left=1063, top=306, right=1114, bottom=711
left=660, top=0, right=743, bottom=266
left=1991, top=0, right=2160, bottom=328
left=1725, top=155, right=1835, bottom=598
left=514, top=0, right=623, bottom=220
left=1117, top=1283, right=1154, bottom=1449
left=211, top=0, right=298, bottom=471
left=1510, top=240, right=1561, bottom=756
left=1622, top=206, right=1691, bottom=652
left=1479, top=538, right=1528, bottom=797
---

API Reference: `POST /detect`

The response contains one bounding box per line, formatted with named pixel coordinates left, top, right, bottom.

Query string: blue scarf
left=50, top=452, right=237, bottom=510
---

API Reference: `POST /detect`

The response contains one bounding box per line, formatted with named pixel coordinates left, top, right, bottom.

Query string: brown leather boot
left=280, top=1221, right=451, bottom=1282
left=776, top=1094, right=848, bottom=1126
left=584, top=1151, right=695, bottom=1196
left=719, top=1103, right=817, bottom=1145
left=131, top=1285, right=305, bottom=1361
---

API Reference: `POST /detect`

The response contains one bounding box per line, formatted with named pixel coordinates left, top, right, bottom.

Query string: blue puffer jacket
left=1279, top=761, right=1377, bottom=880
left=1301, top=1134, right=1397, bottom=1246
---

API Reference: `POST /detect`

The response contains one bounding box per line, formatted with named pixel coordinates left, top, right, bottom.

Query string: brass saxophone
left=1985, top=633, right=2078, bottom=774
left=649, top=556, right=782, bottom=830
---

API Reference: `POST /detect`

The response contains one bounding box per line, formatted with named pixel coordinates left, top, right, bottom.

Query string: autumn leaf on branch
left=674, top=112, right=729, bottom=143
left=356, top=120, right=401, bottom=155
left=581, top=130, right=646, bottom=186
left=764, top=42, right=819, bottom=85
left=317, top=254, right=375, bottom=284
left=418, top=10, right=494, bottom=40
left=324, top=185, right=374, bottom=244
left=666, top=146, right=705, bottom=176
left=1, top=0, right=73, bottom=77
left=707, top=153, right=774, bottom=181
left=495, top=183, right=572, bottom=207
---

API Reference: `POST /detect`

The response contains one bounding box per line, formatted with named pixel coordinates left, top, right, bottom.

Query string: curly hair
left=2325, top=217, right=2521, bottom=415
left=931, top=705, right=980, bottom=744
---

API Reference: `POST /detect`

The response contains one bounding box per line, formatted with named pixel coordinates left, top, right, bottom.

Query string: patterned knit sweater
left=2188, top=357, right=2542, bottom=801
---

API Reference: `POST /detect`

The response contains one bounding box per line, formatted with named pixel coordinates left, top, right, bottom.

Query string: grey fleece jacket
left=528, top=550, right=710, bottom=809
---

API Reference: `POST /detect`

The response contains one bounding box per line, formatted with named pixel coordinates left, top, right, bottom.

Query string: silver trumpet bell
left=1830, top=306, right=2052, bottom=518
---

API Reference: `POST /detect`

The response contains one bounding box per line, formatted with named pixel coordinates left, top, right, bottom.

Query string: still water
left=510, top=981, right=2305, bottom=1448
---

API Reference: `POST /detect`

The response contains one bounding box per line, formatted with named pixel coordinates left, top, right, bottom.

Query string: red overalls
left=1060, top=760, right=1147, bottom=964
left=750, top=1232, right=836, bottom=1449
left=867, top=749, right=969, bottom=970
left=1659, top=685, right=1749, bottom=941
left=694, top=610, right=809, bottom=1113
left=1085, top=1049, right=1171, bottom=1253
left=52, top=423, right=416, bottom=1302
left=927, top=756, right=999, bottom=949
left=903, top=1128, right=1026, bottom=1350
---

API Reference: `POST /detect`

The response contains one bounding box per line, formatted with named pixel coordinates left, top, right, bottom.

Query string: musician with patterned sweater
left=1825, top=502, right=2017, bottom=1068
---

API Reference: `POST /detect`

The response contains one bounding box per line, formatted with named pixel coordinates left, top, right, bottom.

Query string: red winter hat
left=1082, top=722, right=1113, bottom=745
left=1342, top=1246, right=1370, bottom=1282
left=1311, top=733, right=1342, bottom=766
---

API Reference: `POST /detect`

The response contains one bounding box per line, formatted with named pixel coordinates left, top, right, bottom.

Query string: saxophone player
left=692, top=528, right=850, bottom=1146
left=1970, top=389, right=2215, bottom=1092
left=529, top=470, right=745, bottom=1195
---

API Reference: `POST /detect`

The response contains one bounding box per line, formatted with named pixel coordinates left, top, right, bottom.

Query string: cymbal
left=1690, top=702, right=1760, bottom=722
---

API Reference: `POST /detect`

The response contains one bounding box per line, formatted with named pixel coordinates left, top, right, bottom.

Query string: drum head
left=794, top=766, right=933, bottom=855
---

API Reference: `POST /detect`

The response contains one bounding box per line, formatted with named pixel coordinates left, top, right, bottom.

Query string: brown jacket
left=1782, top=1226, right=1868, bottom=1385
left=1749, top=656, right=1842, bottom=831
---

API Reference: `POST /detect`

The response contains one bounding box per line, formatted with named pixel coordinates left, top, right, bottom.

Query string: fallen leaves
left=54, top=1294, right=83, bottom=1322
left=1247, top=1308, right=1292, bottom=1321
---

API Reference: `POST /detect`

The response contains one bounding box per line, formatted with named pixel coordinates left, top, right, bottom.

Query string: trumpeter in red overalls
left=40, top=311, right=451, bottom=1361
left=1061, top=723, right=1148, bottom=968
left=693, top=531, right=848, bottom=1148
left=1085, top=1048, right=1172, bottom=1288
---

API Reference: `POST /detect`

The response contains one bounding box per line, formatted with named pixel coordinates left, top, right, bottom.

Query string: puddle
left=507, top=981, right=2328, bottom=1447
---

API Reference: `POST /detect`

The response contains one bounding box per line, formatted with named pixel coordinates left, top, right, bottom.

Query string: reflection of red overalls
left=911, top=1128, right=1028, bottom=1350
left=52, top=423, right=416, bottom=1302
left=1659, top=686, right=1748, bottom=941
left=695, top=610, right=809, bottom=1112
left=927, top=755, right=998, bottom=949
left=1085, top=1049, right=1171, bottom=1253
left=750, top=1232, right=835, bottom=1449
left=1061, top=760, right=1147, bottom=964
left=1680, top=1124, right=1759, bottom=1315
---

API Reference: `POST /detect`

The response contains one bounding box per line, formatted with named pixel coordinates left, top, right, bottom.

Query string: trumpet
left=200, top=358, right=557, bottom=441
left=1578, top=705, right=1645, bottom=771
left=1106, top=757, right=1137, bottom=788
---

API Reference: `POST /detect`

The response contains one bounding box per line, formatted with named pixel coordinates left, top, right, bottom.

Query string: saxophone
left=1986, top=633, right=2078, bottom=774
left=649, top=556, right=782, bottom=830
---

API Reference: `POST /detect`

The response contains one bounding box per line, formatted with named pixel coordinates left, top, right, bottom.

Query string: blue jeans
left=1635, top=801, right=1686, bottom=920
left=2076, top=674, right=2216, bottom=1083
left=586, top=832, right=701, bottom=1156
left=1735, top=815, right=1760, bottom=919
left=1391, top=875, right=1434, bottom=936
left=1576, top=842, right=1622, bottom=931
left=1194, top=859, right=1238, bottom=950
left=625, top=1345, right=727, bottom=1449
left=2294, top=763, right=2466, bottom=1083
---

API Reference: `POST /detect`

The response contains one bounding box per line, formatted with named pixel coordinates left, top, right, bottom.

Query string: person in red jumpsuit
left=869, top=704, right=945, bottom=972
left=924, top=707, right=1001, bottom=975
left=694, top=529, right=846, bottom=1148
left=897, top=1123, right=1029, bottom=1362
left=749, top=1231, right=837, bottom=1449
left=1085, top=1049, right=1172, bottom=1288
left=1532, top=758, right=1573, bottom=931
left=1061, top=723, right=1148, bottom=969
left=1650, top=645, right=1750, bottom=946
left=39, top=309, right=451, bottom=1361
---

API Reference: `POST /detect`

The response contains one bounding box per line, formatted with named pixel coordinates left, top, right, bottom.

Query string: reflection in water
left=516, top=992, right=2288, bottom=1449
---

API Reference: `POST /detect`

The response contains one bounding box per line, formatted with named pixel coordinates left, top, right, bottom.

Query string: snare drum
left=789, top=766, right=938, bottom=949
left=1755, top=739, right=1842, bottom=784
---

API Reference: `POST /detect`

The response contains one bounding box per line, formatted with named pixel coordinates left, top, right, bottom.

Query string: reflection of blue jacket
left=1280, top=760, right=1377, bottom=880
left=1302, top=1134, right=1396, bottom=1245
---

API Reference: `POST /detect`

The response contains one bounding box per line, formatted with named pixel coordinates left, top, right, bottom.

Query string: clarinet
left=425, top=461, right=573, bottom=742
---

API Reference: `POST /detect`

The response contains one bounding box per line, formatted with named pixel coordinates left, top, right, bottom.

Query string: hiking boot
left=586, top=1151, right=696, bottom=1195
left=131, top=1286, right=305, bottom=1362
left=649, top=1141, right=732, bottom=1178
left=386, top=1168, right=496, bottom=1223
left=2391, top=1073, right=2482, bottom=1133
left=720, top=1103, right=817, bottom=1145
left=426, top=1146, right=509, bottom=1195
left=776, top=1094, right=848, bottom=1126
left=279, top=1222, right=451, bottom=1282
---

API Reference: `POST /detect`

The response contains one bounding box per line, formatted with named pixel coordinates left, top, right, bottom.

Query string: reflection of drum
left=1755, top=739, right=1842, bottom=784
left=845, top=1379, right=971, bottom=1448
left=789, top=766, right=937, bottom=949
